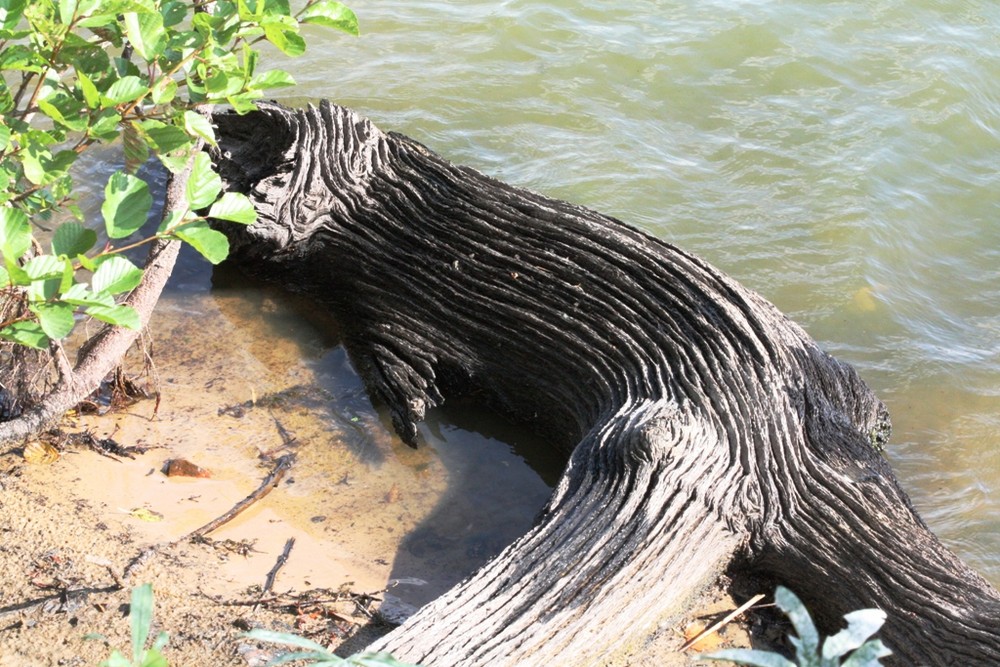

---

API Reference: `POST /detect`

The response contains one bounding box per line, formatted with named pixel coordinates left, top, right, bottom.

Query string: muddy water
left=70, top=258, right=554, bottom=613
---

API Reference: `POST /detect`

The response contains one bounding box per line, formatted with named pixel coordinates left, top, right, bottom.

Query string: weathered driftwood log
left=210, top=101, right=1000, bottom=666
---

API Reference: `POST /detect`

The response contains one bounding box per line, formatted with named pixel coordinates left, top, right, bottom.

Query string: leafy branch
left=0, top=0, right=359, bottom=349
left=705, top=586, right=892, bottom=667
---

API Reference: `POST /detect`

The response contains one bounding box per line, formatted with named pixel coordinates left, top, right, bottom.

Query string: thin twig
left=272, top=414, right=297, bottom=447
left=183, top=454, right=295, bottom=541
left=681, top=593, right=766, bottom=651
left=0, top=584, right=120, bottom=619
left=121, top=544, right=159, bottom=584
left=122, top=453, right=295, bottom=584
left=253, top=537, right=295, bottom=612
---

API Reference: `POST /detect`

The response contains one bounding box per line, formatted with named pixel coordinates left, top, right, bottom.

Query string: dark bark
left=210, top=101, right=1000, bottom=666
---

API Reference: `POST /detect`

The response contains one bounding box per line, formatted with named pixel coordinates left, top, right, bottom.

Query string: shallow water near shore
left=123, top=263, right=558, bottom=611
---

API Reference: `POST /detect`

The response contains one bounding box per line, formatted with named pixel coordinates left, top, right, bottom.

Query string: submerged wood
left=210, top=101, right=1000, bottom=666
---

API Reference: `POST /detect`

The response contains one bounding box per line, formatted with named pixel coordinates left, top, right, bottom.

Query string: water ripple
left=291, top=0, right=1000, bottom=583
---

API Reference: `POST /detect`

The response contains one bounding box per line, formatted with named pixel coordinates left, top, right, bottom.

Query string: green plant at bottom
left=704, top=586, right=891, bottom=667
left=90, top=583, right=169, bottom=667
left=245, top=629, right=420, bottom=667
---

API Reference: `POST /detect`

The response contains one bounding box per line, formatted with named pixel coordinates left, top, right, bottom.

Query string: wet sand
left=0, top=278, right=754, bottom=666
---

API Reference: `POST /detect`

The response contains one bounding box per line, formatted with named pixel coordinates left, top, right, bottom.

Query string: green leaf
left=30, top=302, right=75, bottom=340
left=0, top=263, right=8, bottom=286
left=774, top=587, right=819, bottom=664
left=130, top=583, right=154, bottom=661
left=79, top=0, right=106, bottom=20
left=0, top=205, right=30, bottom=261
left=266, top=0, right=293, bottom=17
left=100, top=649, right=133, bottom=667
left=59, top=0, right=80, bottom=24
left=0, top=123, right=10, bottom=152
left=171, top=220, right=229, bottom=264
left=262, top=21, right=306, bottom=57
left=102, top=75, right=147, bottom=106
left=839, top=640, right=892, bottom=667
left=22, top=143, right=77, bottom=185
left=20, top=143, right=49, bottom=185
left=258, top=651, right=335, bottom=666
left=86, top=303, right=140, bottom=329
left=0, top=44, right=43, bottom=73
left=151, top=630, right=169, bottom=652
left=140, top=121, right=192, bottom=154
left=38, top=92, right=88, bottom=132
left=0, top=82, right=11, bottom=114
left=157, top=146, right=197, bottom=174
left=62, top=283, right=114, bottom=307
left=92, top=255, right=143, bottom=295
left=0, top=0, right=27, bottom=30
left=77, top=70, right=100, bottom=108
left=207, top=192, right=255, bottom=224
left=202, top=67, right=233, bottom=96
left=76, top=253, right=97, bottom=272
left=236, top=0, right=263, bottom=21
left=182, top=110, right=215, bottom=145
left=123, top=10, right=165, bottom=61
left=160, top=0, right=185, bottom=27
left=248, top=68, right=295, bottom=90
left=59, top=255, right=74, bottom=292
left=25, top=254, right=65, bottom=301
left=703, top=648, right=797, bottom=667
left=150, top=77, right=176, bottom=104
left=185, top=152, right=221, bottom=209
left=24, top=255, right=64, bottom=280
left=243, top=629, right=330, bottom=653
left=4, top=256, right=29, bottom=285
left=102, top=171, right=152, bottom=238
left=299, top=1, right=359, bottom=36
left=139, top=647, right=168, bottom=667
left=0, top=321, right=49, bottom=349
left=226, top=92, right=262, bottom=115
left=89, top=108, right=122, bottom=141
left=155, top=209, right=184, bottom=235
left=113, top=56, right=144, bottom=78
left=52, top=221, right=97, bottom=257
left=167, top=25, right=204, bottom=57
left=822, top=608, right=887, bottom=661
left=60, top=31, right=111, bottom=72
left=238, top=41, right=258, bottom=86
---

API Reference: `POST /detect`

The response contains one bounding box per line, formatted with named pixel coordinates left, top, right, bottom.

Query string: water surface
left=282, top=0, right=1000, bottom=583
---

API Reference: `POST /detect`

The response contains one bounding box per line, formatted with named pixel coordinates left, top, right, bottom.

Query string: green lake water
left=288, top=0, right=1000, bottom=583
left=144, top=0, right=1000, bottom=592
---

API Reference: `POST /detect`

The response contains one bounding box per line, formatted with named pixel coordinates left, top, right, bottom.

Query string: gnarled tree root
left=211, top=101, right=1000, bottom=666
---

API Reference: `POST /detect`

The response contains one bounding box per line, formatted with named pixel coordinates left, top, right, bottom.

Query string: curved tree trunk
left=210, top=101, right=1000, bottom=666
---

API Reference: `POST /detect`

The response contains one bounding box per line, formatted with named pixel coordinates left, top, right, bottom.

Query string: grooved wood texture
left=211, top=101, right=1000, bottom=666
